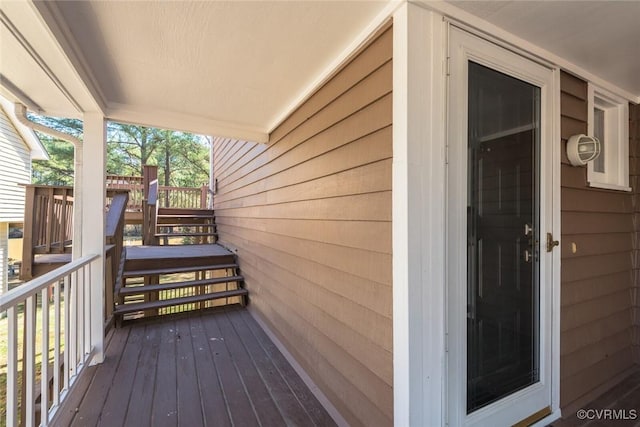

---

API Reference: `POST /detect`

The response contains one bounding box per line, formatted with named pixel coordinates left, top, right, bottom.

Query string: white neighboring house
left=0, top=96, right=48, bottom=296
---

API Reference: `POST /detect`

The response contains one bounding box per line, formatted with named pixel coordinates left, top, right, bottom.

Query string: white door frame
left=446, top=26, right=561, bottom=426
left=392, top=4, right=561, bottom=425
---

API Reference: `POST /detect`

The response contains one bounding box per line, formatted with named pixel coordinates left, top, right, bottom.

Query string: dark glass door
left=466, top=62, right=541, bottom=413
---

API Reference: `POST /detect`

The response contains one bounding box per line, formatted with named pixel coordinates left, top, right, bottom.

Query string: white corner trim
left=106, top=103, right=269, bottom=143
left=413, top=0, right=640, bottom=104
left=246, top=306, right=350, bottom=427
left=393, top=4, right=448, bottom=426
left=0, top=95, right=49, bottom=160
left=266, top=0, right=403, bottom=135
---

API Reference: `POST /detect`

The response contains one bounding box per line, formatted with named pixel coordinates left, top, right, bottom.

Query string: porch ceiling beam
left=106, top=103, right=269, bottom=144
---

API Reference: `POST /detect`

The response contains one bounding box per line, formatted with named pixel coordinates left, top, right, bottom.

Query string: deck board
left=201, top=311, right=260, bottom=427
left=227, top=309, right=317, bottom=426
left=124, top=325, right=161, bottom=425
left=98, top=326, right=145, bottom=426
left=188, top=316, right=232, bottom=427
left=175, top=319, right=205, bottom=426
left=216, top=310, right=286, bottom=426
left=69, top=328, right=130, bottom=427
left=151, top=319, right=178, bottom=427
left=58, top=307, right=335, bottom=427
left=239, top=309, right=338, bottom=427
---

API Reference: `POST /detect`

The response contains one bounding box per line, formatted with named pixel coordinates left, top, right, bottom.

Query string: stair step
left=158, top=208, right=214, bottom=215
left=119, top=275, right=243, bottom=295
left=155, top=232, right=218, bottom=238
left=114, top=288, right=248, bottom=315
left=157, top=223, right=217, bottom=228
left=157, top=213, right=213, bottom=218
left=123, top=263, right=238, bottom=278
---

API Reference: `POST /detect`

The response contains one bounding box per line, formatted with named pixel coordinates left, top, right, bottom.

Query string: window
left=587, top=84, right=630, bottom=191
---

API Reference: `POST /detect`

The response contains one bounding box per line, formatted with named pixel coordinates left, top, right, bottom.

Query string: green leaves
left=28, top=113, right=210, bottom=187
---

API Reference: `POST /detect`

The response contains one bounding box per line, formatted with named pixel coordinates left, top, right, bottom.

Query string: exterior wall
left=213, top=25, right=392, bottom=427
left=0, top=222, right=7, bottom=296
left=559, top=71, right=636, bottom=410
left=0, top=105, right=32, bottom=297
left=0, top=105, right=31, bottom=222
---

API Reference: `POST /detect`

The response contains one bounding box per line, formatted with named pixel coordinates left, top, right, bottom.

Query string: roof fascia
left=266, top=0, right=403, bottom=136
left=0, top=96, right=49, bottom=160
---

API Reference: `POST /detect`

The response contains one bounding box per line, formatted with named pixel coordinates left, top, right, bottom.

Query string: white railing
left=1, top=254, right=99, bottom=427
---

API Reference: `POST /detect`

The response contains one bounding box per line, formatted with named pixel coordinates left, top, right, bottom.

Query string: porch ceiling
left=445, top=1, right=640, bottom=100
left=0, top=0, right=391, bottom=142
left=1, top=1, right=638, bottom=143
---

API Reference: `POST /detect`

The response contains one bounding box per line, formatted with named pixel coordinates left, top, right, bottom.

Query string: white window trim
left=587, top=84, right=631, bottom=192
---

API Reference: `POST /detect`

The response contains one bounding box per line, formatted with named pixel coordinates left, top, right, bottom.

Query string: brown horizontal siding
left=559, top=71, right=635, bottom=409
left=213, top=24, right=393, bottom=427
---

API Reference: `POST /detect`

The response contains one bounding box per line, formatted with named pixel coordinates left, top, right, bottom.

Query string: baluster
left=25, top=295, right=36, bottom=426
left=6, top=306, right=18, bottom=427
left=53, top=280, right=61, bottom=407
left=41, top=288, right=50, bottom=425
left=63, top=275, right=70, bottom=390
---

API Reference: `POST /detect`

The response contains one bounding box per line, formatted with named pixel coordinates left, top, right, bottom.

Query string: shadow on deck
left=55, top=307, right=336, bottom=427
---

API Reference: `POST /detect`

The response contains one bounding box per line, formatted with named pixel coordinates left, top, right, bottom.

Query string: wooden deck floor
left=550, top=370, right=640, bottom=427
left=55, top=307, right=336, bottom=427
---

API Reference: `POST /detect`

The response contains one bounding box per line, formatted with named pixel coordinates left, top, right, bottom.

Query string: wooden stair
left=155, top=207, right=218, bottom=244
left=114, top=244, right=246, bottom=323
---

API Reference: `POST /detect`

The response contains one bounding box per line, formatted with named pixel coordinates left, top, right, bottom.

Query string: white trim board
left=266, top=0, right=403, bottom=136
left=392, top=4, right=448, bottom=426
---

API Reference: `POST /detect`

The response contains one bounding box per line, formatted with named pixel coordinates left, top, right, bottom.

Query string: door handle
left=524, top=223, right=533, bottom=237
left=523, top=249, right=532, bottom=263
left=546, top=232, right=559, bottom=252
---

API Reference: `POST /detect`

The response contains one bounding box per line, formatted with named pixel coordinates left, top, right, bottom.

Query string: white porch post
left=393, top=4, right=447, bottom=426
left=82, top=112, right=106, bottom=364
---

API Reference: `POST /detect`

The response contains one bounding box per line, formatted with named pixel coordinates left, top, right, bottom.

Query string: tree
left=28, top=114, right=210, bottom=188
left=30, top=115, right=82, bottom=186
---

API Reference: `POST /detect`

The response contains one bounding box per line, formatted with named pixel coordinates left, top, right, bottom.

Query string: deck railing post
left=142, top=165, right=158, bottom=245
left=21, top=186, right=36, bottom=280
left=200, top=185, right=208, bottom=208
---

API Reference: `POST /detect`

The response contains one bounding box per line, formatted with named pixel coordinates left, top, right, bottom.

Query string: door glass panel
left=467, top=62, right=540, bottom=413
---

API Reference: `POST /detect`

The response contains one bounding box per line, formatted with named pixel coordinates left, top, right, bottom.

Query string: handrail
left=0, top=254, right=98, bottom=311
left=105, top=191, right=129, bottom=238
left=2, top=253, right=100, bottom=426
left=105, top=192, right=129, bottom=327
